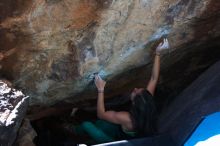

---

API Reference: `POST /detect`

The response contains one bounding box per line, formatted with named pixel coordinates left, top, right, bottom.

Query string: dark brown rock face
left=0, top=0, right=220, bottom=106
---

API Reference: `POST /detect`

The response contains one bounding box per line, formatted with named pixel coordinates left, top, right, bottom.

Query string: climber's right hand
left=94, top=74, right=106, bottom=91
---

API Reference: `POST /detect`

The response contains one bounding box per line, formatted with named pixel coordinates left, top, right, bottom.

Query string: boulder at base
left=0, top=81, right=29, bottom=145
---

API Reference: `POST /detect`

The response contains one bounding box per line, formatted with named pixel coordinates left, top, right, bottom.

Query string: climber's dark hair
left=129, top=89, right=158, bottom=137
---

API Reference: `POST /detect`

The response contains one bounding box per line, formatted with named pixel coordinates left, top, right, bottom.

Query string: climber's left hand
left=156, top=38, right=169, bottom=54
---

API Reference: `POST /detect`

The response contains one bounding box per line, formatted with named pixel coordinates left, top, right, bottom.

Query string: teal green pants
left=73, top=120, right=121, bottom=143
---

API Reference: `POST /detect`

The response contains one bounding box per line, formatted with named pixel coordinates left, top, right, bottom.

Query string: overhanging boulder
left=0, top=0, right=219, bottom=106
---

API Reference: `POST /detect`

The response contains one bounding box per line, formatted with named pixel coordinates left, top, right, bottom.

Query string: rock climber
left=65, top=38, right=169, bottom=144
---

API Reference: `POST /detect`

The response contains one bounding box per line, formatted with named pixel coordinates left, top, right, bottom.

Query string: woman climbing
left=64, top=38, right=169, bottom=144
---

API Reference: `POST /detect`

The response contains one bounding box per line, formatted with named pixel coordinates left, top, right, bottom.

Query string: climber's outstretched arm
left=147, top=38, right=169, bottom=96
left=146, top=54, right=160, bottom=96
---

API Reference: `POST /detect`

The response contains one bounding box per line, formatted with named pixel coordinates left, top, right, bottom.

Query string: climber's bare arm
left=95, top=75, right=130, bottom=125
left=147, top=38, right=169, bottom=96
left=147, top=54, right=160, bottom=96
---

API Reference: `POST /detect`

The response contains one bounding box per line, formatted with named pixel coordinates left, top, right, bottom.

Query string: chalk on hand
left=88, top=72, right=99, bottom=80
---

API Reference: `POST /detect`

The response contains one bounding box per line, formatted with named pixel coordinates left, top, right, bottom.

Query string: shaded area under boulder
left=158, top=60, right=220, bottom=145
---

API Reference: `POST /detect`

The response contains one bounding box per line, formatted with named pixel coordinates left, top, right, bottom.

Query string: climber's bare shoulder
left=98, top=111, right=132, bottom=126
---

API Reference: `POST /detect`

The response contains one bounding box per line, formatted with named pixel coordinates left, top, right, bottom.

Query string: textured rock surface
left=0, top=0, right=220, bottom=106
left=0, top=81, right=29, bottom=145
